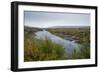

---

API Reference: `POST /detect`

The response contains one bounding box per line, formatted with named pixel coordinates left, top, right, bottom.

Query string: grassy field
left=24, top=26, right=90, bottom=62
left=47, top=28, right=90, bottom=59
left=24, top=26, right=68, bottom=61
left=47, top=28, right=90, bottom=43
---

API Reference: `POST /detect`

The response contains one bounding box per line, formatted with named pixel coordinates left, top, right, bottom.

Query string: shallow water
left=35, top=30, right=80, bottom=54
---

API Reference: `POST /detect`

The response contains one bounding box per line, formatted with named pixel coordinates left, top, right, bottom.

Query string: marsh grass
left=24, top=27, right=90, bottom=62
left=24, top=36, right=67, bottom=62
left=47, top=28, right=90, bottom=59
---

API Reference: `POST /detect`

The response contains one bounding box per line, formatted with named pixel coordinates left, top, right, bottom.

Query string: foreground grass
left=47, top=28, right=90, bottom=59
left=24, top=36, right=67, bottom=62
left=71, top=43, right=90, bottom=59
left=24, top=27, right=90, bottom=62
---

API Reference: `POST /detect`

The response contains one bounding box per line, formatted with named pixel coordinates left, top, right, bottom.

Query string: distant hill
left=48, top=26, right=90, bottom=29
left=24, top=26, right=43, bottom=35
left=24, top=26, right=43, bottom=31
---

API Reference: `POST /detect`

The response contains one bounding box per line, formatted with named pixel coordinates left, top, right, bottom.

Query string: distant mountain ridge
left=48, top=26, right=90, bottom=29
left=24, top=26, right=43, bottom=34
left=24, top=25, right=90, bottom=29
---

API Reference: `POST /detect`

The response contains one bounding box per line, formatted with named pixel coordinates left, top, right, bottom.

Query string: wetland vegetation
left=24, top=26, right=90, bottom=62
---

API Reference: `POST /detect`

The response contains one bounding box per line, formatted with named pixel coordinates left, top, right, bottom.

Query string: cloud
left=24, top=11, right=90, bottom=28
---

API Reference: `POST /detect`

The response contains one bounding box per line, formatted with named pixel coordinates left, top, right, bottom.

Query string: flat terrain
left=24, top=26, right=90, bottom=62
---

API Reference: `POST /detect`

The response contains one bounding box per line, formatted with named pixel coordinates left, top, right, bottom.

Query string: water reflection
left=35, top=30, right=80, bottom=54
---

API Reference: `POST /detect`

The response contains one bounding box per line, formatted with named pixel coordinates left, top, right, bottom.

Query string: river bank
left=24, top=26, right=90, bottom=61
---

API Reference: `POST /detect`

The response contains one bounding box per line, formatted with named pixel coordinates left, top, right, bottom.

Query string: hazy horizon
left=24, top=11, right=90, bottom=28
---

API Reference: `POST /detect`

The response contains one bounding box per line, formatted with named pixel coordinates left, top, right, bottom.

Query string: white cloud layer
left=24, top=11, right=90, bottom=28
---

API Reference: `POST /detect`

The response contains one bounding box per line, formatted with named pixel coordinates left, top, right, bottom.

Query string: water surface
left=35, top=30, right=80, bottom=54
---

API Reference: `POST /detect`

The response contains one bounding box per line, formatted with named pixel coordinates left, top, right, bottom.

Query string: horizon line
left=24, top=25, right=90, bottom=28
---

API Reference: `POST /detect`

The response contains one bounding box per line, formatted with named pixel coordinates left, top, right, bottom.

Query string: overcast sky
left=24, top=11, right=90, bottom=28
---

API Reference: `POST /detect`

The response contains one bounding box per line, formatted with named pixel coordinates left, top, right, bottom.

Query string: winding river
left=35, top=30, right=80, bottom=54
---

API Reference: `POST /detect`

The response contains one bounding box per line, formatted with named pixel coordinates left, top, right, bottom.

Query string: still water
left=35, top=30, right=80, bottom=54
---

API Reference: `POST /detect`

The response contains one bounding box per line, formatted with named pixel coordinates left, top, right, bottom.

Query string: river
left=35, top=30, right=80, bottom=54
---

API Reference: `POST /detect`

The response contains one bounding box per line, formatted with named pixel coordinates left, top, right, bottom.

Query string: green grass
left=24, top=36, right=67, bottom=62
left=24, top=27, right=90, bottom=61
left=47, top=28, right=90, bottom=59
left=71, top=44, right=90, bottom=59
left=47, top=28, right=90, bottom=43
